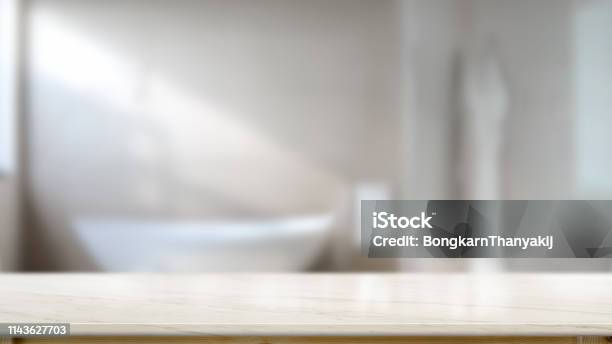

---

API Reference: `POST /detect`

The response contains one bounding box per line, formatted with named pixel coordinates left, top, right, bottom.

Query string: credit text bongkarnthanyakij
left=362, top=200, right=612, bottom=258
left=370, top=211, right=553, bottom=250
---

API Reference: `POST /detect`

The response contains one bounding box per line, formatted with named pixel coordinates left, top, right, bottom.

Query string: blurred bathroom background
left=1, top=0, right=611, bottom=272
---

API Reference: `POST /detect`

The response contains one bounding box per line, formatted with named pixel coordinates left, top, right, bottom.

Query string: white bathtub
left=73, top=215, right=333, bottom=272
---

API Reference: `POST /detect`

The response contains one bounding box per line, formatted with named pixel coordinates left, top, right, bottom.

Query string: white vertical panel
left=575, top=0, right=612, bottom=197
left=0, top=0, right=19, bottom=271
left=0, top=0, right=18, bottom=174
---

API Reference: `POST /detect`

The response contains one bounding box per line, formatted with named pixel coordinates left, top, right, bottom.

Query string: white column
left=0, top=0, right=21, bottom=271
left=460, top=40, right=509, bottom=273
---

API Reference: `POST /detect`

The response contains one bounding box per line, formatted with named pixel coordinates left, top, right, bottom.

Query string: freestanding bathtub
left=73, top=215, right=333, bottom=272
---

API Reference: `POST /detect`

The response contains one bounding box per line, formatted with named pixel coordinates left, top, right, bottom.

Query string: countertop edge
left=67, top=324, right=612, bottom=337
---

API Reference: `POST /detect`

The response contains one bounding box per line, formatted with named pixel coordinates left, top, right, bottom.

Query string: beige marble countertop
left=1, top=273, right=611, bottom=336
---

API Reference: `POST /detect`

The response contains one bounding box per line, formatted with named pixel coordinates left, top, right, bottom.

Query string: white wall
left=463, top=0, right=575, bottom=199
left=0, top=0, right=20, bottom=271
left=25, top=0, right=403, bottom=269
left=23, top=0, right=582, bottom=270
left=399, top=0, right=577, bottom=272
left=574, top=0, right=612, bottom=197
left=0, top=0, right=18, bottom=175
left=400, top=0, right=462, bottom=200
left=402, top=0, right=576, bottom=201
